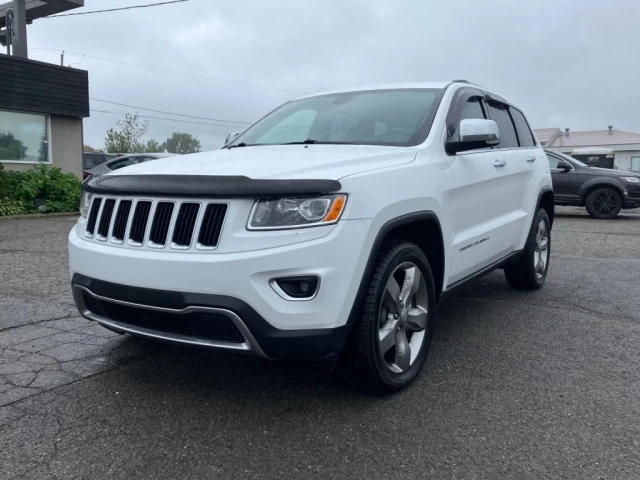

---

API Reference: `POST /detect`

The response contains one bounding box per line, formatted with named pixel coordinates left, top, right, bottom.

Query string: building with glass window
left=0, top=54, right=89, bottom=178
left=535, top=127, right=640, bottom=173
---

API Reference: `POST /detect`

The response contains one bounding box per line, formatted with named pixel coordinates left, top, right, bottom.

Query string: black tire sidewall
left=531, top=209, right=551, bottom=287
left=505, top=208, right=551, bottom=290
left=586, top=188, right=622, bottom=219
left=369, top=244, right=436, bottom=391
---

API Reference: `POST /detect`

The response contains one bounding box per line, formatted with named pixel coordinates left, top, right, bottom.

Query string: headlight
left=247, top=194, right=347, bottom=230
left=80, top=191, right=92, bottom=218
left=620, top=176, right=640, bottom=183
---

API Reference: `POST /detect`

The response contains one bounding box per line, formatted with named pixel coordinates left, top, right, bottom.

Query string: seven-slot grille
left=85, top=197, right=228, bottom=250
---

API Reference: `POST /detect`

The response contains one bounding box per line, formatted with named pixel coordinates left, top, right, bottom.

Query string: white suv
left=69, top=81, right=553, bottom=393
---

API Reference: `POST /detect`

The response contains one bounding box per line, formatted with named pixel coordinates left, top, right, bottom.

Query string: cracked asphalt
left=1, top=208, right=639, bottom=479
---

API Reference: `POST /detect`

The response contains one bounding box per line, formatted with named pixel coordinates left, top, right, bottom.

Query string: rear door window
left=510, top=108, right=536, bottom=147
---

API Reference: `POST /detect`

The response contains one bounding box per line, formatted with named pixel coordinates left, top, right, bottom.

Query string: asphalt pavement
left=1, top=207, right=639, bottom=479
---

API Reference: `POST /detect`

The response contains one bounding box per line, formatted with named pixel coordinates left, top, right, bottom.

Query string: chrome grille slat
left=129, top=201, right=153, bottom=245
left=84, top=196, right=227, bottom=251
left=198, top=204, right=228, bottom=249
left=97, top=199, right=116, bottom=240
left=172, top=203, right=200, bottom=248
left=111, top=200, right=132, bottom=242
left=86, top=198, right=102, bottom=236
left=149, top=202, right=175, bottom=247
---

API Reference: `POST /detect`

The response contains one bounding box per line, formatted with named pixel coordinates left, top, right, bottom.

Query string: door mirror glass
left=556, top=160, right=572, bottom=171
left=225, top=131, right=241, bottom=145
left=446, top=119, right=500, bottom=154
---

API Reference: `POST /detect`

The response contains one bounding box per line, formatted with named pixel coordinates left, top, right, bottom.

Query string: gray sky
left=27, top=0, right=640, bottom=151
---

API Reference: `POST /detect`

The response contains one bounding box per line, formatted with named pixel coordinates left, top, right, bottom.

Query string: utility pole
left=11, top=0, right=28, bottom=58
left=61, top=51, right=64, bottom=66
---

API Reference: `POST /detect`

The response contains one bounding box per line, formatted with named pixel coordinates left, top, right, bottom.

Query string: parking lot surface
left=1, top=208, right=639, bottom=479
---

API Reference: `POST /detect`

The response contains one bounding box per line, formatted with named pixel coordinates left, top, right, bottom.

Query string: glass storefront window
left=0, top=110, right=49, bottom=163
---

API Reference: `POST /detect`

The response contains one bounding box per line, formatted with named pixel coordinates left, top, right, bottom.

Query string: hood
left=578, top=166, right=640, bottom=178
left=110, top=145, right=417, bottom=180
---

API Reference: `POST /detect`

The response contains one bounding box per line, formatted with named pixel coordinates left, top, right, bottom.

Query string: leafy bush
left=0, top=163, right=81, bottom=216
left=0, top=198, right=26, bottom=216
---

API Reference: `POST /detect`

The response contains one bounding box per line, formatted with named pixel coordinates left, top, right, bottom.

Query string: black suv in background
left=546, top=149, right=640, bottom=219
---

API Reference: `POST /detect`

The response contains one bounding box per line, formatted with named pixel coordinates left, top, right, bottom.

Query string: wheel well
left=539, top=191, right=555, bottom=228
left=385, top=219, right=445, bottom=300
left=582, top=183, right=625, bottom=203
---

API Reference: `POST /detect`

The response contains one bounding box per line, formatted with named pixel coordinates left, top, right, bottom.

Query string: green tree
left=104, top=113, right=148, bottom=154
left=0, top=132, right=27, bottom=160
left=145, top=139, right=164, bottom=153
left=162, top=132, right=201, bottom=154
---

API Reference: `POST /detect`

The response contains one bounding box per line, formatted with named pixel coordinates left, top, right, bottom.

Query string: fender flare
left=536, top=185, right=554, bottom=228
left=345, top=211, right=442, bottom=326
left=578, top=178, right=625, bottom=201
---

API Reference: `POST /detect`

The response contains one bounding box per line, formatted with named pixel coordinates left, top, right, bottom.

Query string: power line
left=44, top=0, right=188, bottom=17
left=90, top=113, right=230, bottom=137
left=90, top=98, right=251, bottom=125
left=91, top=109, right=242, bottom=130
left=30, top=47, right=301, bottom=94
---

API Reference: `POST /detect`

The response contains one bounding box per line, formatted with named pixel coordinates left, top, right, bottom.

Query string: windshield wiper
left=282, top=139, right=356, bottom=145
left=225, top=142, right=247, bottom=149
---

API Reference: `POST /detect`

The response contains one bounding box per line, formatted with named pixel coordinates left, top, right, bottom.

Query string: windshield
left=228, top=89, right=443, bottom=148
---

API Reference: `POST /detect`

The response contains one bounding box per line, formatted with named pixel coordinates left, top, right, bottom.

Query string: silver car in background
left=83, top=153, right=176, bottom=181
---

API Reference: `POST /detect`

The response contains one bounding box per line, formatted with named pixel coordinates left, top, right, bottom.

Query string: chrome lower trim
left=72, top=285, right=270, bottom=359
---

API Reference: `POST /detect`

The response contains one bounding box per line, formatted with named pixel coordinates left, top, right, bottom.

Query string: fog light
left=271, top=276, right=319, bottom=300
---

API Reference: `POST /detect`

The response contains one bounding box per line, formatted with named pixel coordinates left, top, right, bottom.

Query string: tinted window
left=109, top=157, right=144, bottom=171
left=460, top=98, right=485, bottom=121
left=448, top=97, right=486, bottom=143
left=83, top=153, right=115, bottom=169
left=546, top=153, right=560, bottom=169
left=510, top=108, right=535, bottom=147
left=229, top=89, right=442, bottom=148
left=487, top=103, right=518, bottom=149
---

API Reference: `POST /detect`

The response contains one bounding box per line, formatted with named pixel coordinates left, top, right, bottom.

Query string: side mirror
left=225, top=131, right=241, bottom=145
left=446, top=119, right=500, bottom=154
left=556, top=160, right=572, bottom=172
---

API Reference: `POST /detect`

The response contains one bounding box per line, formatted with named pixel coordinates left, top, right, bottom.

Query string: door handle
left=527, top=156, right=536, bottom=162
left=494, top=159, right=507, bottom=168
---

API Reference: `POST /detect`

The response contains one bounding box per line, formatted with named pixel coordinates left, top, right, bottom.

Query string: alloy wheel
left=378, top=262, right=429, bottom=374
left=593, top=191, right=618, bottom=216
left=533, top=220, right=549, bottom=280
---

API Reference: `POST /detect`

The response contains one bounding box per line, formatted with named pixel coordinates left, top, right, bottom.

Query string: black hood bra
left=82, top=174, right=342, bottom=198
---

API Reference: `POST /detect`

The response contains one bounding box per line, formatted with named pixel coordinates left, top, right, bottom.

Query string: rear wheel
left=342, top=241, right=435, bottom=394
left=504, top=208, right=550, bottom=290
left=585, top=187, right=622, bottom=219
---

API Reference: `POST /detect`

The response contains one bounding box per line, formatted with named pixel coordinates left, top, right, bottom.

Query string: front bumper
left=72, top=275, right=351, bottom=361
left=69, top=218, right=371, bottom=360
left=623, top=185, right=640, bottom=209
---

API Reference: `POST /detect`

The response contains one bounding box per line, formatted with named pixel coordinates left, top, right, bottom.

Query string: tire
left=585, top=187, right=622, bottom=219
left=504, top=208, right=551, bottom=290
left=342, top=241, right=436, bottom=394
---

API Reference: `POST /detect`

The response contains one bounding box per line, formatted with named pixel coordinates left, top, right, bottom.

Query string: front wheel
left=504, top=208, right=551, bottom=290
left=342, top=241, right=435, bottom=394
left=585, top=187, right=622, bottom=219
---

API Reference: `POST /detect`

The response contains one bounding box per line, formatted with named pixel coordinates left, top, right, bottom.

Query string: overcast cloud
left=26, top=0, right=640, bottom=151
